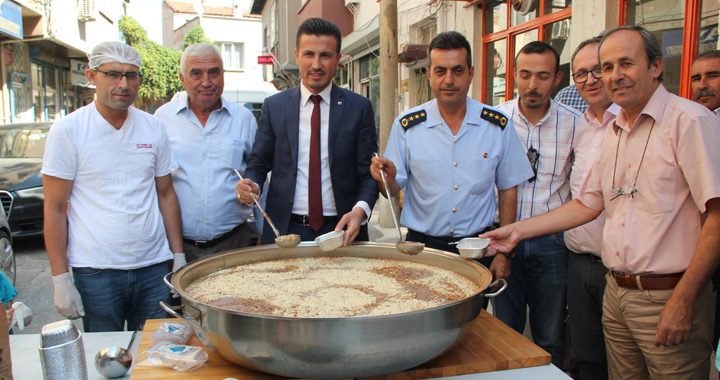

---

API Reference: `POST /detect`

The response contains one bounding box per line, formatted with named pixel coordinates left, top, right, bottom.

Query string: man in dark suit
left=237, top=18, right=378, bottom=246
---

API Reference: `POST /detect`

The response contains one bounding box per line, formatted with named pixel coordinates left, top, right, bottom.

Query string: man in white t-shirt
left=42, top=41, right=185, bottom=332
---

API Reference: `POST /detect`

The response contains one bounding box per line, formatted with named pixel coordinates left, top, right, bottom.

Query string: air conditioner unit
left=78, top=0, right=96, bottom=21
left=551, top=19, right=570, bottom=40
left=512, top=0, right=536, bottom=16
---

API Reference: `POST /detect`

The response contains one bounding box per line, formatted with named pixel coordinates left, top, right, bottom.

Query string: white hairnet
left=88, top=41, right=141, bottom=69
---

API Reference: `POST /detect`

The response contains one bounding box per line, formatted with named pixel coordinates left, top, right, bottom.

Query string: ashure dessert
left=185, top=257, right=481, bottom=318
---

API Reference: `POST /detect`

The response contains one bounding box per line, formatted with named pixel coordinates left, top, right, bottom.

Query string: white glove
left=172, top=253, right=187, bottom=272
left=52, top=272, right=85, bottom=319
left=171, top=253, right=187, bottom=298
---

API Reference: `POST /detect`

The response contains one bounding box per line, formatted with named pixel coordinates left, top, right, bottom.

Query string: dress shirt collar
left=300, top=81, right=332, bottom=107
left=173, top=91, right=232, bottom=117
left=613, top=84, right=669, bottom=135
left=515, top=98, right=559, bottom=126
left=424, top=97, right=480, bottom=128
left=714, top=107, right=720, bottom=117
left=584, top=103, right=621, bottom=127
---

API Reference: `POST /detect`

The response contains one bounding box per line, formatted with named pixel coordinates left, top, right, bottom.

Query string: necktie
left=308, top=95, right=323, bottom=232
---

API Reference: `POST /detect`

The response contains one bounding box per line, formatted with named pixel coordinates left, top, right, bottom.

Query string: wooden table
left=129, top=311, right=550, bottom=380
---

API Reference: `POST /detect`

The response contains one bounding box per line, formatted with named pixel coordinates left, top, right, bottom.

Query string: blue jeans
left=73, top=261, right=171, bottom=332
left=492, top=232, right=568, bottom=369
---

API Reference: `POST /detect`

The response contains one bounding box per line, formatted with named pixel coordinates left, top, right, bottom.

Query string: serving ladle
left=95, top=322, right=143, bottom=379
left=373, top=153, right=424, bottom=255
left=232, top=169, right=300, bottom=249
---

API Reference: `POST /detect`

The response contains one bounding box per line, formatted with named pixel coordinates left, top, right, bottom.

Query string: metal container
left=162, top=242, right=506, bottom=379
left=314, top=230, right=344, bottom=251
left=457, top=238, right=490, bottom=259
left=38, top=320, right=88, bottom=380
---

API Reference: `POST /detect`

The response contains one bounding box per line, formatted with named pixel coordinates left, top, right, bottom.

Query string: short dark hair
left=516, top=41, right=560, bottom=74
left=570, top=36, right=603, bottom=72
left=599, top=25, right=664, bottom=82
left=296, top=18, right=342, bottom=55
left=695, top=50, right=720, bottom=63
left=428, top=31, right=472, bottom=69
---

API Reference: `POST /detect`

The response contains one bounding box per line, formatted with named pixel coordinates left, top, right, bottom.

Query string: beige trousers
left=603, top=273, right=714, bottom=379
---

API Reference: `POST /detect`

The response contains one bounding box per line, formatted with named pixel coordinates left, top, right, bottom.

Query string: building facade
left=0, top=0, right=126, bottom=124
left=162, top=0, right=269, bottom=91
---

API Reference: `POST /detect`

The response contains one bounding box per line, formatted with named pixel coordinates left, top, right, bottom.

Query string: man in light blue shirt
left=155, top=43, right=258, bottom=262
left=371, top=32, right=532, bottom=296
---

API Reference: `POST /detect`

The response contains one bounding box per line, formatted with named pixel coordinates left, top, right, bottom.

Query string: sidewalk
left=367, top=207, right=406, bottom=244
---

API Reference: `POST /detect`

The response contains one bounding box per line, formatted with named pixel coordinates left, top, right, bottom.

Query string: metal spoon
left=232, top=169, right=301, bottom=249
left=95, top=322, right=143, bottom=379
left=373, top=153, right=424, bottom=255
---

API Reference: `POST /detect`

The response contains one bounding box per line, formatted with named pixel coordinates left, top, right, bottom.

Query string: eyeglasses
left=94, top=69, right=143, bottom=84
left=611, top=185, right=638, bottom=201
left=527, top=147, right=540, bottom=183
left=572, top=67, right=602, bottom=83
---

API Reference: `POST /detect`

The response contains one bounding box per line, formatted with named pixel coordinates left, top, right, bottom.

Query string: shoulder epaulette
left=399, top=109, right=427, bottom=131
left=480, top=107, right=508, bottom=130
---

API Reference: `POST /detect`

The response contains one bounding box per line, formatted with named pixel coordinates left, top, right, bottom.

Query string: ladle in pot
left=95, top=322, right=143, bottom=379
left=373, top=153, right=424, bottom=255
left=232, top=169, right=300, bottom=249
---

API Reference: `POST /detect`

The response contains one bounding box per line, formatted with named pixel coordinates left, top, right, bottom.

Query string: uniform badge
left=400, top=109, right=427, bottom=131
left=480, top=107, right=508, bottom=130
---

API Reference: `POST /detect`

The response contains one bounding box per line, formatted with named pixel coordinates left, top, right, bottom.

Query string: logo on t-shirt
left=136, top=144, right=153, bottom=149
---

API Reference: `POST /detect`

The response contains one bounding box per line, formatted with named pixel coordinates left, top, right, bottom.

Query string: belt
left=611, top=270, right=684, bottom=290
left=183, top=223, right=244, bottom=249
left=408, top=226, right=494, bottom=243
left=290, top=214, right=339, bottom=227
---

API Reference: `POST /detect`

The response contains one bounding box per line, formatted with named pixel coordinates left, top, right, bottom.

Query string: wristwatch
left=499, top=251, right=515, bottom=260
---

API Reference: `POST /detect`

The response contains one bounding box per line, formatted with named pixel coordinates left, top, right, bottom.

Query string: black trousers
left=567, top=251, right=609, bottom=380
left=406, top=228, right=494, bottom=310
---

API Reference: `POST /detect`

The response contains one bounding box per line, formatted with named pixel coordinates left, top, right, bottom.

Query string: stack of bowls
left=38, top=320, right=88, bottom=380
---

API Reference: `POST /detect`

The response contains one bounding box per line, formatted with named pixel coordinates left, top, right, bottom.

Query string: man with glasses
left=155, top=43, right=257, bottom=262
left=42, top=41, right=184, bottom=332
left=482, top=26, right=720, bottom=378
left=494, top=41, right=582, bottom=369
left=565, top=36, right=619, bottom=380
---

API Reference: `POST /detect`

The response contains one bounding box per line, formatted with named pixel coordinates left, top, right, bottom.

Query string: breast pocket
left=636, top=165, right=676, bottom=214
left=224, top=140, right=247, bottom=170
left=468, top=158, right=498, bottom=195
left=409, top=159, right=443, bottom=198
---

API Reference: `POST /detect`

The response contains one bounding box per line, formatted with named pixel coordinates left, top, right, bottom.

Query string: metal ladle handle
left=373, top=153, right=403, bottom=242
left=232, top=169, right=281, bottom=238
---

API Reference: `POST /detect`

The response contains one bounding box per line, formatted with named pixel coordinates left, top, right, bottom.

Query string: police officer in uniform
left=371, top=31, right=532, bottom=289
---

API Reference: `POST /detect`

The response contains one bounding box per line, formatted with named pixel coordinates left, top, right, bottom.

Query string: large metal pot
left=161, top=242, right=506, bottom=379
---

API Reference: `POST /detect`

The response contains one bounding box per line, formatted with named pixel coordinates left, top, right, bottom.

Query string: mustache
left=439, top=86, right=460, bottom=91
left=696, top=88, right=717, bottom=98
left=524, top=90, right=542, bottom=98
left=307, top=69, right=326, bottom=75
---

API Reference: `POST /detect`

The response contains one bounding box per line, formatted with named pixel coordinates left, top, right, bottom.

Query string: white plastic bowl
left=457, top=238, right=490, bottom=259
left=315, top=230, right=345, bottom=251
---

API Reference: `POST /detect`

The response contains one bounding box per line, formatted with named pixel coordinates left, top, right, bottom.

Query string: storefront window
left=624, top=0, right=684, bottom=95
left=545, top=19, right=572, bottom=97
left=699, top=0, right=720, bottom=54
left=484, top=0, right=508, bottom=35
left=484, top=39, right=507, bottom=106
left=544, top=0, right=571, bottom=14
left=31, top=63, right=44, bottom=122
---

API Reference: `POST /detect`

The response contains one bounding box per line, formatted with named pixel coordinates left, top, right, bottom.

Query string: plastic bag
left=149, top=321, right=193, bottom=345
left=136, top=342, right=208, bottom=371
left=10, top=302, right=32, bottom=331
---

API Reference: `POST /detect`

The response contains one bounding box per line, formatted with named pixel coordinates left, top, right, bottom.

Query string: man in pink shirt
left=481, top=25, right=720, bottom=378
left=565, top=36, right=619, bottom=380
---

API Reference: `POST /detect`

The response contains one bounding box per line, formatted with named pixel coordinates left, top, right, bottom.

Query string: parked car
left=0, top=122, right=50, bottom=238
left=0, top=200, right=15, bottom=285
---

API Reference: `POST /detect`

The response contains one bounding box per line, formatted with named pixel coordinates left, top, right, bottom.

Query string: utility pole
left=378, top=0, right=398, bottom=228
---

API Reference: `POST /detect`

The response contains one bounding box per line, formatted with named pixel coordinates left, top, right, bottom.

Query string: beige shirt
left=564, top=103, right=620, bottom=256
left=579, top=85, right=720, bottom=274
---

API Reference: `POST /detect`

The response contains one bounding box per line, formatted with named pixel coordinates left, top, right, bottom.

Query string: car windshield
left=0, top=127, right=49, bottom=158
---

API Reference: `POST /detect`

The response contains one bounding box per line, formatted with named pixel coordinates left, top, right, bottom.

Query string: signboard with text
left=258, top=55, right=275, bottom=65
left=0, top=1, right=22, bottom=40
left=70, top=59, right=89, bottom=86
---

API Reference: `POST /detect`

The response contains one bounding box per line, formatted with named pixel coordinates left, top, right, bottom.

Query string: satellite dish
left=512, top=0, right=536, bottom=15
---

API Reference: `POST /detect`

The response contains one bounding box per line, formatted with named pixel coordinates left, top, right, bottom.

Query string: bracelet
left=499, top=251, right=515, bottom=259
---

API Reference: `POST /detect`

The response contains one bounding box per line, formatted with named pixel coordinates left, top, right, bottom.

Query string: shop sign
left=258, top=55, right=275, bottom=65
left=70, top=59, right=89, bottom=86
left=0, top=1, right=22, bottom=40
left=662, top=26, right=718, bottom=58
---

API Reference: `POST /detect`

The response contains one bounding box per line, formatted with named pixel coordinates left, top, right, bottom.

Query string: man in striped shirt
left=495, top=41, right=582, bottom=369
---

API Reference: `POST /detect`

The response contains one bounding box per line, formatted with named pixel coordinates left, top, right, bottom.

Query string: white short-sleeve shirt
left=41, top=102, right=178, bottom=270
